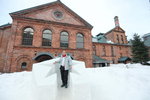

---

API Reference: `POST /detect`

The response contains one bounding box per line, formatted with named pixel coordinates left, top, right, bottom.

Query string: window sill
left=19, top=45, right=34, bottom=47
left=41, top=46, right=52, bottom=48
left=76, top=48, right=85, bottom=50
left=15, top=45, right=88, bottom=51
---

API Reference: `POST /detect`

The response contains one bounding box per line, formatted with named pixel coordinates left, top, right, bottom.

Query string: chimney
left=114, top=16, right=120, bottom=27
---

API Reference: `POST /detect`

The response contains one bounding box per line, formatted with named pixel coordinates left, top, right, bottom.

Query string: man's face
left=62, top=51, right=66, bottom=55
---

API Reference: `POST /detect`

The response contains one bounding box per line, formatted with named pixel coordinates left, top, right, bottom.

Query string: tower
left=114, top=16, right=120, bottom=27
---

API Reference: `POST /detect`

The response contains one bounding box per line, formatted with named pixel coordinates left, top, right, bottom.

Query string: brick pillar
left=52, top=29, right=60, bottom=48
left=69, top=31, right=76, bottom=49
left=5, top=21, right=18, bottom=72
left=33, top=26, right=42, bottom=47
left=84, top=32, right=93, bottom=68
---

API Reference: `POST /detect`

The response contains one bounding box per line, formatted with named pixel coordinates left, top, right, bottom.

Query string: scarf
left=62, top=54, right=66, bottom=57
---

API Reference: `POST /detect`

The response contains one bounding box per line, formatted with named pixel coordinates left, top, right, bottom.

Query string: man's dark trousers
left=60, top=65, right=69, bottom=85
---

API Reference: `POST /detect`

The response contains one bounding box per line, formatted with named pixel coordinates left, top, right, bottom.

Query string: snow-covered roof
left=106, top=40, right=114, bottom=44
left=93, top=55, right=110, bottom=63
left=143, top=33, right=150, bottom=47
left=143, top=33, right=150, bottom=38
left=92, top=37, right=98, bottom=42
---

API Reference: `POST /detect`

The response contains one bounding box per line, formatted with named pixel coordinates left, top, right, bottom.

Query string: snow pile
left=88, top=63, right=150, bottom=100
left=0, top=59, right=150, bottom=100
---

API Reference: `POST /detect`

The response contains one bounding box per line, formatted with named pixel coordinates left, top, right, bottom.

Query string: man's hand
left=53, top=61, right=57, bottom=64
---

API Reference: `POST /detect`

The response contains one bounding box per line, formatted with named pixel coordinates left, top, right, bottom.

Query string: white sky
left=0, top=0, right=150, bottom=40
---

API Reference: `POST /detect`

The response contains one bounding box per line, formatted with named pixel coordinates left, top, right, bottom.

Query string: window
left=121, top=35, right=124, bottom=44
left=76, top=33, right=84, bottom=48
left=102, top=45, right=106, bottom=56
left=112, top=58, right=115, bottom=64
left=22, top=27, right=34, bottom=45
left=120, top=53, right=123, bottom=57
left=111, top=46, right=114, bottom=56
left=119, top=47, right=122, bottom=50
left=117, top=35, right=119, bottom=43
left=21, top=62, right=27, bottom=69
left=93, top=45, right=96, bottom=55
left=53, top=10, right=63, bottom=20
left=60, top=31, right=69, bottom=48
left=42, top=29, right=52, bottom=46
left=126, top=51, right=128, bottom=55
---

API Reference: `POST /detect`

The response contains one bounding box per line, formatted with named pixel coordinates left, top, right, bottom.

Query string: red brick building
left=0, top=1, right=131, bottom=72
left=92, top=16, right=131, bottom=67
left=0, top=1, right=93, bottom=72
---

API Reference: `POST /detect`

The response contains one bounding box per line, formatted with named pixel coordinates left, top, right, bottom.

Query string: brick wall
left=1, top=17, right=92, bottom=72
left=0, top=27, right=12, bottom=72
left=93, top=42, right=131, bottom=64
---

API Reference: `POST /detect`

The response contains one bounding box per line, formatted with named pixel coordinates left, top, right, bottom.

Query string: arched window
left=93, top=45, right=96, bottom=55
left=60, top=31, right=69, bottom=48
left=22, top=27, right=34, bottom=45
left=117, top=34, right=119, bottom=43
left=120, top=53, right=123, bottom=57
left=102, top=45, right=106, bottom=56
left=76, top=33, right=84, bottom=48
left=111, top=46, right=114, bottom=56
left=121, top=35, right=124, bottom=44
left=42, top=29, right=52, bottom=46
left=21, top=62, right=27, bottom=69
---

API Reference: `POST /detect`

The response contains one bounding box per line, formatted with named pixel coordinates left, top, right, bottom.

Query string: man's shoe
left=61, top=84, right=65, bottom=87
left=65, top=85, right=68, bottom=88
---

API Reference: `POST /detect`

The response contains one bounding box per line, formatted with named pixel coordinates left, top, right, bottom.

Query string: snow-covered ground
left=0, top=59, right=150, bottom=100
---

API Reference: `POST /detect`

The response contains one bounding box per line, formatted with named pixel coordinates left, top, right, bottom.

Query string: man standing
left=54, top=50, right=72, bottom=88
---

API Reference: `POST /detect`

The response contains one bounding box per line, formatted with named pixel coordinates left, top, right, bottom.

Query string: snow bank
left=87, top=64, right=150, bottom=100
left=0, top=59, right=150, bottom=100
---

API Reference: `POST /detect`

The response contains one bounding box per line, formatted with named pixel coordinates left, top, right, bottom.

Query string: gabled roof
left=10, top=0, right=93, bottom=29
left=96, top=33, right=105, bottom=37
left=10, top=1, right=58, bottom=15
left=93, top=55, right=110, bottom=63
left=118, top=56, right=131, bottom=62
left=105, top=26, right=125, bottom=35
left=0, top=23, right=12, bottom=29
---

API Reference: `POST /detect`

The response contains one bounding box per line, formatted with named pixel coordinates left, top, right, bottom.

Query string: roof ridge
left=59, top=2, right=93, bottom=29
left=105, top=26, right=125, bottom=35
left=9, top=0, right=93, bottom=29
left=10, top=0, right=59, bottom=15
